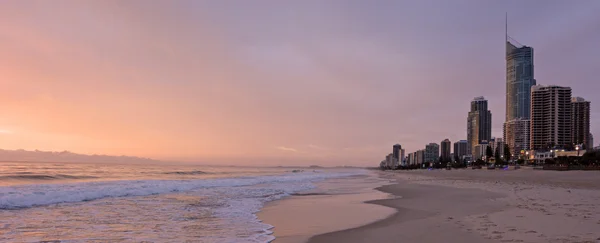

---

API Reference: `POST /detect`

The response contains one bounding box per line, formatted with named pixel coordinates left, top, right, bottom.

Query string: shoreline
left=308, top=176, right=505, bottom=243
left=308, top=169, right=600, bottom=243
left=258, top=171, right=397, bottom=243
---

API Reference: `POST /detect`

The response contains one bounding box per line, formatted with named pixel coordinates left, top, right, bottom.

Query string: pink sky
left=1, top=1, right=599, bottom=166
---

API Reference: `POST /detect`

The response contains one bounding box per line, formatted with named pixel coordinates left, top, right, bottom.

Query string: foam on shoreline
left=258, top=171, right=397, bottom=243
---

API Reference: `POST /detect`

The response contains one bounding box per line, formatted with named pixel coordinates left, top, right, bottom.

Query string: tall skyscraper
left=453, top=140, right=468, bottom=160
left=530, top=85, right=572, bottom=150
left=571, top=97, right=591, bottom=149
left=424, top=143, right=440, bottom=163
left=503, top=16, right=535, bottom=156
left=467, top=97, right=492, bottom=156
left=440, top=139, right=451, bottom=162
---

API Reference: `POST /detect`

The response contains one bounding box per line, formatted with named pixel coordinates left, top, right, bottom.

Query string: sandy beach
left=261, top=168, right=600, bottom=243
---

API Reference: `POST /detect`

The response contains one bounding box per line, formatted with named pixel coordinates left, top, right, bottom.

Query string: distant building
left=504, top=118, right=530, bottom=157
left=530, top=85, right=572, bottom=150
left=468, top=97, right=492, bottom=157
left=453, top=140, right=468, bottom=161
left=424, top=143, right=440, bottom=163
left=440, top=139, right=451, bottom=162
left=416, top=150, right=425, bottom=165
left=474, top=142, right=489, bottom=160
left=400, top=149, right=406, bottom=166
left=393, top=144, right=402, bottom=161
left=571, top=97, right=591, bottom=149
left=407, top=153, right=414, bottom=165
left=489, top=138, right=504, bottom=159
left=589, top=134, right=594, bottom=150
left=385, top=153, right=398, bottom=169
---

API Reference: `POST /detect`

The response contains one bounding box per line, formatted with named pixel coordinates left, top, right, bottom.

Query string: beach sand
left=258, top=172, right=397, bottom=243
left=261, top=168, right=600, bottom=243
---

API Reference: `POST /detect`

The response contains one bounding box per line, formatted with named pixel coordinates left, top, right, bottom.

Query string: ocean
left=0, top=162, right=365, bottom=242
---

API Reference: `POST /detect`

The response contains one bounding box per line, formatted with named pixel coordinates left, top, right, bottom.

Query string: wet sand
left=258, top=172, right=396, bottom=243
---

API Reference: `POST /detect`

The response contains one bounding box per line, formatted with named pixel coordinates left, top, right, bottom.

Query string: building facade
left=503, top=118, right=530, bottom=157
left=468, top=97, right=492, bottom=156
left=416, top=150, right=425, bottom=165
left=473, top=142, right=489, bottom=160
left=506, top=42, right=536, bottom=121
left=440, top=139, right=451, bottom=162
left=571, top=97, right=591, bottom=149
left=393, top=144, right=402, bottom=161
left=424, top=143, right=440, bottom=163
left=407, top=153, right=414, bottom=165
left=530, top=85, right=572, bottom=150
left=453, top=140, right=468, bottom=161
left=504, top=38, right=535, bottom=160
left=489, top=138, right=504, bottom=158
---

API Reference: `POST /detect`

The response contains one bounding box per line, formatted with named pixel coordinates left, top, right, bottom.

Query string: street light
left=576, top=145, right=580, bottom=156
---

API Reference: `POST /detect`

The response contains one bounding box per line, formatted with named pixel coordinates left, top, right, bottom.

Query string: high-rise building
left=407, top=153, right=414, bottom=165
left=504, top=18, right=536, bottom=158
left=468, top=97, right=492, bottom=156
left=400, top=149, right=406, bottom=166
left=530, top=85, right=572, bottom=150
left=571, top=97, right=591, bottom=149
left=416, top=150, right=425, bottom=165
left=440, top=139, right=451, bottom=162
left=393, top=144, right=402, bottom=161
left=504, top=118, right=530, bottom=157
left=424, top=143, right=440, bottom=163
left=453, top=140, right=468, bottom=161
left=589, top=133, right=594, bottom=150
left=474, top=142, right=489, bottom=160
left=494, top=138, right=504, bottom=158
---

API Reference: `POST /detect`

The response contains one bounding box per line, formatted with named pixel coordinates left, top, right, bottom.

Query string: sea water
left=0, top=162, right=364, bottom=242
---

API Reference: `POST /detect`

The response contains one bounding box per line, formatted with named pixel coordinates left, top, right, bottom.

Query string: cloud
left=276, top=146, right=298, bottom=152
left=308, top=144, right=328, bottom=150
left=0, top=129, right=13, bottom=134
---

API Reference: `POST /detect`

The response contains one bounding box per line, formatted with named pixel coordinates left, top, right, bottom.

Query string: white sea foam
left=0, top=170, right=364, bottom=209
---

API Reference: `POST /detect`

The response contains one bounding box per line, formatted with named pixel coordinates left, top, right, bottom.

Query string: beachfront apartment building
left=530, top=85, right=572, bottom=150
left=440, top=139, right=451, bottom=162
left=489, top=138, right=504, bottom=158
left=453, top=140, right=468, bottom=160
left=468, top=97, right=492, bottom=157
left=571, top=97, right=591, bottom=149
left=504, top=118, right=530, bottom=157
left=416, top=150, right=425, bottom=165
left=424, top=143, right=439, bottom=163
left=473, top=143, right=489, bottom=160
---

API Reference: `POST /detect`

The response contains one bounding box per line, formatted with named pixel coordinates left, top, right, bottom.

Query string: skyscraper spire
left=505, top=12, right=508, bottom=46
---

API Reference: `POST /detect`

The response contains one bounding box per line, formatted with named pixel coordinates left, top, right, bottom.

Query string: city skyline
left=1, top=1, right=599, bottom=166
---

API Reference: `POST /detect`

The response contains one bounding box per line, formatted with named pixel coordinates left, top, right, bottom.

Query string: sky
left=0, top=0, right=599, bottom=166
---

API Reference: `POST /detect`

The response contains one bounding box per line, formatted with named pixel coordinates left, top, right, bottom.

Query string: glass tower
left=505, top=42, right=536, bottom=121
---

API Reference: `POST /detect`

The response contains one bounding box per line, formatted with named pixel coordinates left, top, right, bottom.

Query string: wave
left=0, top=174, right=99, bottom=181
left=0, top=170, right=365, bottom=209
left=163, top=170, right=209, bottom=175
